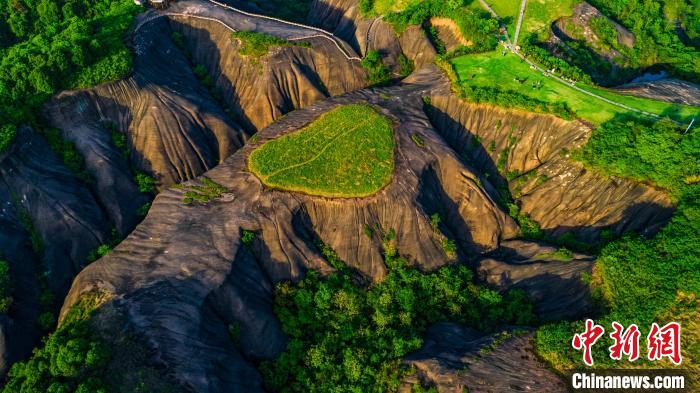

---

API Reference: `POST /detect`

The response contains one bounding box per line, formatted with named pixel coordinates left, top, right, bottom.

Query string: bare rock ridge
left=404, top=323, right=567, bottom=393
left=478, top=240, right=595, bottom=321
left=1, top=0, right=368, bottom=377
left=60, top=67, right=531, bottom=392
left=0, top=127, right=112, bottom=372
left=60, top=62, right=673, bottom=391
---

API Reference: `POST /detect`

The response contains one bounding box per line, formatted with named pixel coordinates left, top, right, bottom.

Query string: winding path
left=134, top=0, right=362, bottom=61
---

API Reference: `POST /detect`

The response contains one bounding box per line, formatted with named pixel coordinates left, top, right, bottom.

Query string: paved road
left=513, top=0, right=527, bottom=46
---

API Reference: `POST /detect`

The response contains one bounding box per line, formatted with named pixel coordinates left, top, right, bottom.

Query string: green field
left=476, top=0, right=576, bottom=38
left=450, top=51, right=699, bottom=124
left=248, top=104, right=395, bottom=198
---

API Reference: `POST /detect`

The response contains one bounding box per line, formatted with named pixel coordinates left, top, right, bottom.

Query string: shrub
left=178, top=177, right=227, bottom=204
left=241, top=229, right=256, bottom=246
left=0, top=124, right=17, bottom=153
left=520, top=34, right=593, bottom=85
left=134, top=171, right=156, bottom=194
left=0, top=0, right=140, bottom=125
left=231, top=31, right=309, bottom=59
left=137, top=202, right=151, bottom=217
left=3, top=293, right=111, bottom=393
left=398, top=53, right=414, bottom=77
left=360, top=50, right=391, bottom=86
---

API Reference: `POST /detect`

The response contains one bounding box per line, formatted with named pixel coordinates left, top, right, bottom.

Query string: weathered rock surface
left=309, top=0, right=438, bottom=71
left=614, top=78, right=700, bottom=106
left=478, top=240, right=594, bottom=321
left=0, top=166, right=41, bottom=376
left=0, top=127, right=112, bottom=374
left=47, top=0, right=369, bottom=188
left=426, top=95, right=675, bottom=242
left=60, top=67, right=525, bottom=392
left=0, top=128, right=110, bottom=298
left=404, top=322, right=567, bottom=393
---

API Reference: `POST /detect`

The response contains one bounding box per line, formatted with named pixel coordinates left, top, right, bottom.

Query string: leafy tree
left=0, top=123, right=17, bottom=153
left=361, top=50, right=391, bottom=86
left=260, top=247, right=534, bottom=392
left=3, top=293, right=111, bottom=393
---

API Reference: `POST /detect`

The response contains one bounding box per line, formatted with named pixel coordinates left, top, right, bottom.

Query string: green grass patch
left=175, top=177, right=227, bottom=204
left=231, top=31, right=309, bottom=59
left=248, top=104, right=395, bottom=198
left=449, top=51, right=699, bottom=124
left=533, top=248, right=574, bottom=262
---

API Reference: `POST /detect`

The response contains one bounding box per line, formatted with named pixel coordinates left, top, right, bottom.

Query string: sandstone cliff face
left=309, top=0, right=438, bottom=71
left=46, top=0, right=370, bottom=189
left=426, top=95, right=675, bottom=242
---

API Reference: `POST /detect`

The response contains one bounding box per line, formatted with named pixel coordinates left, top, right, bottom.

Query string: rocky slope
left=58, top=62, right=676, bottom=391
left=0, top=127, right=113, bottom=372
left=1, top=0, right=369, bottom=377
left=426, top=95, right=674, bottom=243
left=404, top=323, right=566, bottom=393
left=614, top=78, right=700, bottom=106
left=309, top=0, right=437, bottom=70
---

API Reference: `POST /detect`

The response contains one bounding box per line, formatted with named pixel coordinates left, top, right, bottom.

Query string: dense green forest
left=537, top=117, right=700, bottom=377
left=260, top=244, right=534, bottom=392
left=0, top=0, right=139, bottom=142
left=524, top=0, right=700, bottom=83
left=587, top=0, right=699, bottom=81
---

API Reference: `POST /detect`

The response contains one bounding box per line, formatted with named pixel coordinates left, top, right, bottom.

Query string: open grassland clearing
left=450, top=51, right=699, bottom=124
left=248, top=104, right=395, bottom=198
